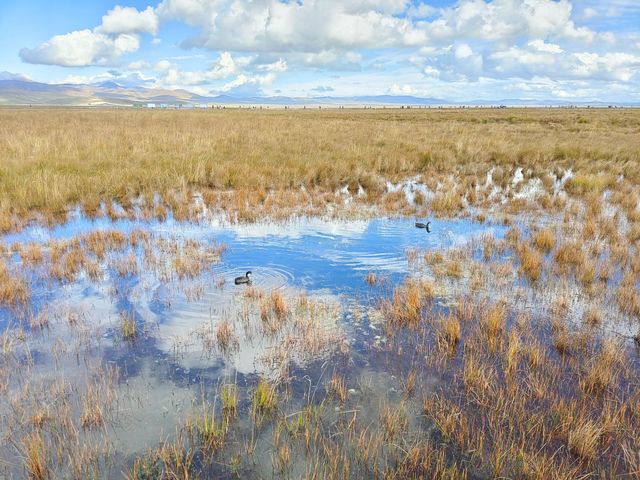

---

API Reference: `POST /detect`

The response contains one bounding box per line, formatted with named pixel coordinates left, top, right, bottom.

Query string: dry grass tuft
left=22, top=431, right=48, bottom=480
left=216, top=319, right=237, bottom=352
left=271, top=291, right=288, bottom=319
left=568, top=419, right=602, bottom=460
left=438, top=314, right=461, bottom=350
left=365, top=272, right=377, bottom=286
left=518, top=244, right=543, bottom=282
left=0, top=261, right=30, bottom=306
left=81, top=384, right=104, bottom=429
left=532, top=228, right=555, bottom=252
left=480, top=302, right=507, bottom=351
left=327, top=372, right=347, bottom=403
left=120, top=312, right=137, bottom=340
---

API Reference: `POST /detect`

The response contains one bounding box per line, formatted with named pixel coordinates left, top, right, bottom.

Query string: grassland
left=1, top=107, right=639, bottom=228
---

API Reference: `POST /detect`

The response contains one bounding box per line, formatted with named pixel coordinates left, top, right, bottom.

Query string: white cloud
left=20, top=4, right=156, bottom=67
left=490, top=45, right=640, bottom=82
left=157, top=0, right=427, bottom=52
left=258, top=58, right=287, bottom=72
left=389, top=83, right=414, bottom=95
left=154, top=52, right=254, bottom=86
left=20, top=30, right=139, bottom=67
left=56, top=70, right=155, bottom=87
left=431, top=0, right=596, bottom=43
left=98, top=5, right=159, bottom=35
left=221, top=72, right=275, bottom=91
left=527, top=39, right=563, bottom=53
left=455, top=43, right=474, bottom=59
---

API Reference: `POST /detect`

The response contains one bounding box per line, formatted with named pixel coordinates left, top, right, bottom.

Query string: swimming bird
left=234, top=271, right=252, bottom=285
left=415, top=221, right=432, bottom=233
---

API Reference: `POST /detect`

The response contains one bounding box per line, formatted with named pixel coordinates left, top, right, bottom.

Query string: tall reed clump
left=120, top=312, right=137, bottom=340
left=220, top=383, right=238, bottom=419
left=438, top=313, right=461, bottom=351
left=0, top=260, right=30, bottom=306
left=517, top=243, right=543, bottom=282
left=22, top=431, right=48, bottom=480
left=532, top=228, right=555, bottom=252
left=253, top=378, right=278, bottom=415
left=327, top=372, right=347, bottom=403
left=480, top=302, right=507, bottom=352
left=187, top=407, right=227, bottom=452
left=387, top=281, right=423, bottom=327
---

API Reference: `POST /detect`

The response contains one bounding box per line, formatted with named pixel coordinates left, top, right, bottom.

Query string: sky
left=0, top=0, right=639, bottom=101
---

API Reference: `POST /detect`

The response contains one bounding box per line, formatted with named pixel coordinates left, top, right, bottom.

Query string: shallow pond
left=0, top=214, right=509, bottom=477
left=5, top=212, right=637, bottom=479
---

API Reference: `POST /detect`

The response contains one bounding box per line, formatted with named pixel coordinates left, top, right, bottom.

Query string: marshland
left=0, top=107, right=640, bottom=479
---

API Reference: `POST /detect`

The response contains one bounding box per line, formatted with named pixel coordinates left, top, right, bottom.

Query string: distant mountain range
left=0, top=72, right=636, bottom=107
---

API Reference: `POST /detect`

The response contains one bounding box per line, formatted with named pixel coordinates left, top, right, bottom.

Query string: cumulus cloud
left=20, top=5, right=156, bottom=67
left=389, top=83, right=415, bottom=95
left=221, top=72, right=275, bottom=91
left=154, top=52, right=253, bottom=86
left=20, top=30, right=139, bottom=67
left=430, top=0, right=596, bottom=43
left=157, top=0, right=427, bottom=52
left=98, top=5, right=159, bottom=35
left=258, top=59, right=287, bottom=72
left=490, top=44, right=640, bottom=81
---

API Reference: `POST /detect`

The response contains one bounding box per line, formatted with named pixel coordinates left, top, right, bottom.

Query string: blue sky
left=1, top=0, right=639, bottom=101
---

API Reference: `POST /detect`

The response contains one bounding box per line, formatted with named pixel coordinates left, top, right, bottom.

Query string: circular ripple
left=211, top=264, right=295, bottom=291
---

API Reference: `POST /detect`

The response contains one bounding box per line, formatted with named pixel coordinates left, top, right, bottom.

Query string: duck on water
left=235, top=271, right=252, bottom=285
left=415, top=221, right=431, bottom=232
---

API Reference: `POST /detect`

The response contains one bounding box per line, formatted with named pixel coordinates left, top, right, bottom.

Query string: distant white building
left=147, top=103, right=156, bottom=108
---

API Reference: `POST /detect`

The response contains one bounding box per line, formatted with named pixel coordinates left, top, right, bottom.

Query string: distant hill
left=0, top=74, right=208, bottom=106
left=0, top=72, right=636, bottom=107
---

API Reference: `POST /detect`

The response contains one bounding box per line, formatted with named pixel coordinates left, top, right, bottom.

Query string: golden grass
left=120, top=313, right=137, bottom=340
left=215, top=319, right=237, bottom=352
left=364, top=272, right=377, bottom=286
left=438, top=314, right=461, bottom=350
left=532, top=228, right=555, bottom=252
left=480, top=302, right=507, bottom=351
left=270, top=291, right=288, bottom=319
left=554, top=240, right=585, bottom=273
left=0, top=108, right=639, bottom=225
left=517, top=243, right=543, bottom=282
left=22, top=431, right=47, bottom=480
left=0, top=260, right=29, bottom=306
left=80, top=384, right=104, bottom=429
left=568, top=419, right=603, bottom=460
left=327, top=372, right=347, bottom=403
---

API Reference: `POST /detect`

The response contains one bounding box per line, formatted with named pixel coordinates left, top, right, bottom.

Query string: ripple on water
left=211, top=264, right=295, bottom=291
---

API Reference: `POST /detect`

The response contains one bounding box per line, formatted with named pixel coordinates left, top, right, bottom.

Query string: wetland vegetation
left=0, top=107, right=639, bottom=479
